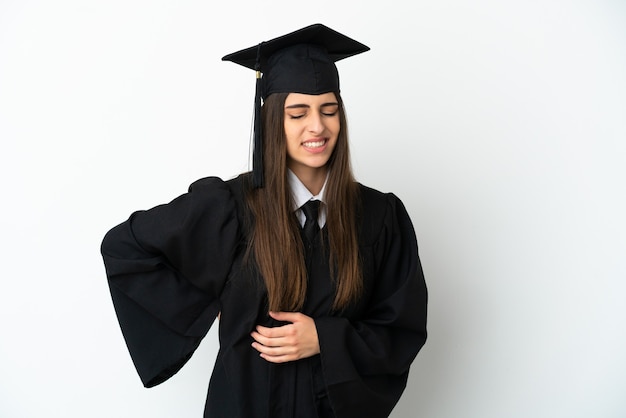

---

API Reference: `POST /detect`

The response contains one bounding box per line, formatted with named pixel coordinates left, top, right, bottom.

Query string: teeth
left=303, top=140, right=325, bottom=148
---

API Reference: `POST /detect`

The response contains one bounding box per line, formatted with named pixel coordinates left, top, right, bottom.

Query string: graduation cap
left=222, top=23, right=370, bottom=188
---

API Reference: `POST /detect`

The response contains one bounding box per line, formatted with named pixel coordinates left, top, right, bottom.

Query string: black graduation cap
left=222, top=24, right=369, bottom=188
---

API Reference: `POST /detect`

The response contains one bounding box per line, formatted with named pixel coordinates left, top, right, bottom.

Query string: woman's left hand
left=250, top=311, right=320, bottom=363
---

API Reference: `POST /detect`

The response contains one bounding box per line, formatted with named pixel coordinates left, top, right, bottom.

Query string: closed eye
left=321, top=103, right=339, bottom=117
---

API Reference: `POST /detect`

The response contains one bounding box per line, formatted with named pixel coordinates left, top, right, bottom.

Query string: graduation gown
left=101, top=174, right=427, bottom=418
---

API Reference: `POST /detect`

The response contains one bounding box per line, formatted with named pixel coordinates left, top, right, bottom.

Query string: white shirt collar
left=288, top=169, right=328, bottom=227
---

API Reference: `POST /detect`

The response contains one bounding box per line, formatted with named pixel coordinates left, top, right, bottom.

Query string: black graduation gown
left=101, top=174, right=427, bottom=418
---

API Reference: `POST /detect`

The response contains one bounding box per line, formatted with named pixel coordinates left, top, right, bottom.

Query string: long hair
left=245, top=92, right=362, bottom=312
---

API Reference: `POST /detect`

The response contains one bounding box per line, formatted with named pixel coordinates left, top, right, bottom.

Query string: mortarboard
left=222, top=24, right=369, bottom=188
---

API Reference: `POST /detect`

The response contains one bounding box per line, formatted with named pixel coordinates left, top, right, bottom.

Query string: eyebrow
left=285, top=102, right=339, bottom=109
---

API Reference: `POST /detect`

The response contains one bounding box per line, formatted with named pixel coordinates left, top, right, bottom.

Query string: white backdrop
left=1, top=1, right=625, bottom=417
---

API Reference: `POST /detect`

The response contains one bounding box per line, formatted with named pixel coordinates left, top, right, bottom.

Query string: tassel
left=252, top=43, right=264, bottom=188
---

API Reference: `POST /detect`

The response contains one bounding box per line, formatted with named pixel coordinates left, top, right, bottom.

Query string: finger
left=255, top=345, right=299, bottom=363
left=259, top=353, right=296, bottom=364
left=251, top=342, right=296, bottom=357
left=269, top=311, right=302, bottom=322
left=256, top=324, right=292, bottom=338
left=255, top=323, right=297, bottom=338
left=250, top=331, right=289, bottom=347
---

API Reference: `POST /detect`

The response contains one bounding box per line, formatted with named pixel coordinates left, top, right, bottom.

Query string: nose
left=307, top=111, right=324, bottom=135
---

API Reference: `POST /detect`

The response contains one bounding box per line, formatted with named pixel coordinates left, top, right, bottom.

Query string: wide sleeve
left=101, top=177, right=239, bottom=388
left=315, top=193, right=428, bottom=418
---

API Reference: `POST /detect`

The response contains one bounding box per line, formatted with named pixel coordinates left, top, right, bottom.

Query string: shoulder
left=188, top=175, right=229, bottom=193
left=185, top=174, right=253, bottom=225
left=187, top=173, right=252, bottom=203
left=356, top=183, right=413, bottom=244
left=357, top=182, right=408, bottom=216
left=358, top=183, right=396, bottom=206
left=224, top=172, right=253, bottom=203
left=185, top=176, right=228, bottom=198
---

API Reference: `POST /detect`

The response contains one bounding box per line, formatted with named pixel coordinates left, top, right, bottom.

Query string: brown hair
left=246, top=92, right=361, bottom=312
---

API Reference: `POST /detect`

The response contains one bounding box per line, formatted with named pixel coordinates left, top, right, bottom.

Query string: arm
left=315, top=193, right=428, bottom=418
left=101, top=177, right=239, bottom=387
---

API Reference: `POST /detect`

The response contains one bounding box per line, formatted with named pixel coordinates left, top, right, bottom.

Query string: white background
left=1, top=1, right=625, bottom=417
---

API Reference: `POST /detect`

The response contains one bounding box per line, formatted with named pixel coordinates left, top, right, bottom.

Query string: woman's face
left=284, top=92, right=340, bottom=179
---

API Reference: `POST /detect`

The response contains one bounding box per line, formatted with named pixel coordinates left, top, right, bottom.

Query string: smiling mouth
left=302, top=139, right=327, bottom=148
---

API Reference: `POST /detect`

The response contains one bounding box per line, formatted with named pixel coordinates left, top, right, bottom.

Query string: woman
left=101, top=24, right=427, bottom=418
